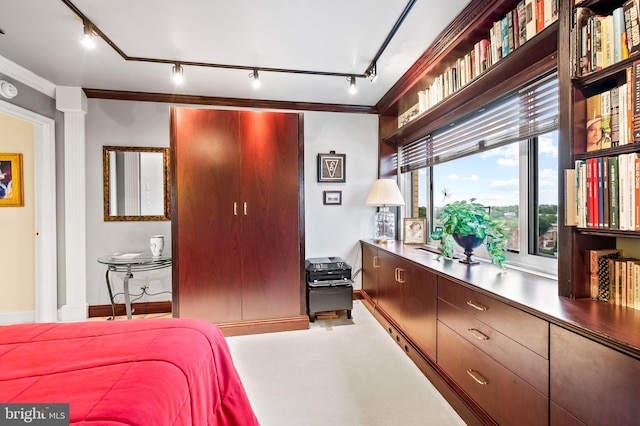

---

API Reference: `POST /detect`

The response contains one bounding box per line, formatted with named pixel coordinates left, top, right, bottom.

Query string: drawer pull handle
left=466, top=301, right=488, bottom=311
left=467, top=369, right=488, bottom=385
left=467, top=328, right=490, bottom=341
left=373, top=256, right=380, bottom=268
left=397, top=268, right=406, bottom=283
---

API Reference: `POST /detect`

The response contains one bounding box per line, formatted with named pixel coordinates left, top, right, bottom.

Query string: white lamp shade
left=365, top=179, right=405, bottom=206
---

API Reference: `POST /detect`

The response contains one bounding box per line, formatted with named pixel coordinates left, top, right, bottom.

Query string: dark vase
left=453, top=233, right=484, bottom=265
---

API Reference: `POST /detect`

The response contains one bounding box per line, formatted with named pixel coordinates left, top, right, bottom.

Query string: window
left=401, top=73, right=558, bottom=276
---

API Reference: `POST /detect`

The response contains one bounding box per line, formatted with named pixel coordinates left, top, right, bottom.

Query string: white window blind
left=399, top=72, right=558, bottom=173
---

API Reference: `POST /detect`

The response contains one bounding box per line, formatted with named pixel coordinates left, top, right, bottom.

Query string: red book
left=536, top=0, right=544, bottom=33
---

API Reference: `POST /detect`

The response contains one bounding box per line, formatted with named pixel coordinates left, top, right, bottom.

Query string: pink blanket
left=0, top=318, right=259, bottom=425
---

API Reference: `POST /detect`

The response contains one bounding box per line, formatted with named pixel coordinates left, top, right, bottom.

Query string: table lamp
left=365, top=178, right=405, bottom=243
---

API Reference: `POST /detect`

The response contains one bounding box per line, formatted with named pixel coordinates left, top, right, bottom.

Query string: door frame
left=0, top=100, right=57, bottom=323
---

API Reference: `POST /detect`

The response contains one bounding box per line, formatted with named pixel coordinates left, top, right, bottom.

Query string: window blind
left=399, top=72, right=558, bottom=173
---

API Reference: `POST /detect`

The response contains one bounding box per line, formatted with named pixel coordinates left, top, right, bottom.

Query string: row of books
left=571, top=153, right=640, bottom=230
left=589, top=248, right=640, bottom=310
left=406, top=0, right=558, bottom=126
left=571, top=1, right=640, bottom=78
left=584, top=60, right=640, bottom=152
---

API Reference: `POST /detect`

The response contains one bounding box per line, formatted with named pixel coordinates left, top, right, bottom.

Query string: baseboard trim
left=88, top=301, right=172, bottom=318
left=217, top=315, right=309, bottom=337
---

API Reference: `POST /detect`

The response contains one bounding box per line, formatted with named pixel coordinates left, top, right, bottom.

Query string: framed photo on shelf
left=404, top=218, right=427, bottom=244
left=0, top=153, right=24, bottom=207
left=323, top=190, right=342, bottom=205
left=317, top=152, right=346, bottom=182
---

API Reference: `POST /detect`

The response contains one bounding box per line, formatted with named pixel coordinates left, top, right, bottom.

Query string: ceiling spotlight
left=348, top=76, right=357, bottom=95
left=81, top=20, right=95, bottom=49
left=365, top=63, right=377, bottom=82
left=249, top=69, right=260, bottom=89
left=172, top=63, right=184, bottom=84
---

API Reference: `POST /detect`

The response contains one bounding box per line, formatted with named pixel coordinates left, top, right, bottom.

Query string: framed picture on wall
left=317, top=152, right=346, bottom=182
left=403, top=218, right=427, bottom=244
left=0, top=153, right=24, bottom=207
left=323, top=190, right=342, bottom=205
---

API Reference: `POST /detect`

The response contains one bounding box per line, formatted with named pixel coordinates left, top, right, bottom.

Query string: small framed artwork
left=323, top=190, right=342, bottom=205
left=0, top=153, right=24, bottom=207
left=404, top=218, right=427, bottom=244
left=317, top=152, right=346, bottom=182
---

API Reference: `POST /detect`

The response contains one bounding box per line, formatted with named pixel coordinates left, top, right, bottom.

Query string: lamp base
left=373, top=207, right=395, bottom=242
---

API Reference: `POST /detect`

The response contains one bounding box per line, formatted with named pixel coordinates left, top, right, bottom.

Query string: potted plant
left=430, top=198, right=508, bottom=268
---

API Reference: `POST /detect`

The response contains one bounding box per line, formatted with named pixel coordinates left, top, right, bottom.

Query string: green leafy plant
left=430, top=198, right=508, bottom=268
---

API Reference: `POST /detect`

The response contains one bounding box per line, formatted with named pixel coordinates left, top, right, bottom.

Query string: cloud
left=491, top=178, right=519, bottom=191
left=481, top=144, right=518, bottom=167
left=538, top=168, right=557, bottom=188
left=539, top=135, right=558, bottom=158
left=447, top=173, right=460, bottom=180
left=467, top=174, right=479, bottom=181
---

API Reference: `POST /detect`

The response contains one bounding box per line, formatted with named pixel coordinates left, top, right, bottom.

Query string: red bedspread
left=0, top=318, right=259, bottom=425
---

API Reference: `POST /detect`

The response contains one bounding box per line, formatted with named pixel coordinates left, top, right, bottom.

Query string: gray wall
left=85, top=99, right=379, bottom=306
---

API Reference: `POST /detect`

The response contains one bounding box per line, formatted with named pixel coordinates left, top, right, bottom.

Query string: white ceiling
left=0, top=0, right=470, bottom=107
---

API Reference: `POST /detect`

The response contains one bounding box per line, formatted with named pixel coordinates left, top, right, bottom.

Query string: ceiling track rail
left=60, top=0, right=416, bottom=80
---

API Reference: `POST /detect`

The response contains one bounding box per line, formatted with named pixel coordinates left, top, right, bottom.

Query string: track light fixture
left=365, top=62, right=377, bottom=82
left=348, top=76, right=357, bottom=95
left=172, top=63, right=184, bottom=84
left=249, top=69, right=260, bottom=89
left=81, top=20, right=95, bottom=49
left=62, top=0, right=421, bottom=91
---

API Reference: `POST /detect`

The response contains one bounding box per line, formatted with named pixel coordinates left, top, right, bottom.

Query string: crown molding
left=0, top=54, right=56, bottom=98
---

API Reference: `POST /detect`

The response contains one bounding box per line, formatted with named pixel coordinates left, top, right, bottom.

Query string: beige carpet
left=226, top=300, right=467, bottom=426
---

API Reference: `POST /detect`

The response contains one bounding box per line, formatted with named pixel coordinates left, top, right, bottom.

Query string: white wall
left=85, top=100, right=379, bottom=306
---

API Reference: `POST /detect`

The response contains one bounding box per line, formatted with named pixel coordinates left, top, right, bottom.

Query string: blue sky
left=420, top=132, right=558, bottom=209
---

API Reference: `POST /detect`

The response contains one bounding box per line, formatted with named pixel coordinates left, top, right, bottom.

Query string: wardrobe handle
left=244, top=202, right=248, bottom=216
left=233, top=202, right=238, bottom=216
left=467, top=328, right=490, bottom=341
left=466, top=369, right=488, bottom=385
left=466, top=301, right=488, bottom=311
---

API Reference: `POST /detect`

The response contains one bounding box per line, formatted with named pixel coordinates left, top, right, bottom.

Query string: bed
left=0, top=317, right=259, bottom=425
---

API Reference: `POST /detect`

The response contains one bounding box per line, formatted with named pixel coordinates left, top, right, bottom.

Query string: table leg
left=123, top=267, right=133, bottom=320
left=105, top=269, right=116, bottom=320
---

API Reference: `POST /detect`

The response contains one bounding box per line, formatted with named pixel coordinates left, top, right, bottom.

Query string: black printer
left=305, top=257, right=353, bottom=322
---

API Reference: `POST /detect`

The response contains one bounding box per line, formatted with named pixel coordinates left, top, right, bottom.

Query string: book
left=517, top=1, right=527, bottom=47
left=633, top=60, right=640, bottom=141
left=586, top=93, right=603, bottom=151
left=603, top=157, right=610, bottom=228
left=589, top=249, right=623, bottom=300
left=501, top=14, right=510, bottom=57
left=525, top=0, right=537, bottom=41
left=536, top=0, right=544, bottom=33
left=613, top=7, right=625, bottom=63
left=628, top=152, right=637, bottom=230
left=628, top=259, right=637, bottom=308
left=611, top=86, right=621, bottom=146
left=623, top=0, right=640, bottom=55
left=609, top=155, right=620, bottom=229
left=598, top=156, right=605, bottom=228
left=636, top=157, right=640, bottom=230
left=601, top=90, right=612, bottom=149
left=634, top=261, right=640, bottom=310
left=565, top=169, right=578, bottom=226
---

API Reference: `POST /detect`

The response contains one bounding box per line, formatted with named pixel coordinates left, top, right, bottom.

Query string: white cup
left=150, top=235, right=164, bottom=257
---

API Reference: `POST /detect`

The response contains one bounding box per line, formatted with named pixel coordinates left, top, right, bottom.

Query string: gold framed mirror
left=103, top=146, right=171, bottom=221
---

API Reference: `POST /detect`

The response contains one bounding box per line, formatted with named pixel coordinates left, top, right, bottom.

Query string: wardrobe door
left=172, top=108, right=243, bottom=323
left=239, top=111, right=301, bottom=320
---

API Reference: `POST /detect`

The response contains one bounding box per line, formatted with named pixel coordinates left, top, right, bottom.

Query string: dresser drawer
left=438, top=277, right=548, bottom=358
left=438, top=322, right=548, bottom=426
left=438, top=298, right=548, bottom=396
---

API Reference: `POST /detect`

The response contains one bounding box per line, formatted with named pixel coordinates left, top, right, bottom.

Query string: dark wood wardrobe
left=170, top=107, right=307, bottom=335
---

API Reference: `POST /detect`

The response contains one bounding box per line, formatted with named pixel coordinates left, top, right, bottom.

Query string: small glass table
left=97, top=252, right=172, bottom=320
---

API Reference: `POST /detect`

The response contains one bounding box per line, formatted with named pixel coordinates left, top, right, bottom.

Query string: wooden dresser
left=361, top=240, right=640, bottom=426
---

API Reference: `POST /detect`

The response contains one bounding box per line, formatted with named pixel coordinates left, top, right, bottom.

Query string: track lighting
left=172, top=63, right=184, bottom=84
left=348, top=76, right=357, bottom=95
left=365, top=63, right=377, bottom=82
left=81, top=20, right=95, bottom=49
left=249, top=69, right=260, bottom=89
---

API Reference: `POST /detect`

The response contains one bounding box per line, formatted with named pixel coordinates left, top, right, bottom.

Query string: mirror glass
left=103, top=146, right=171, bottom=221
